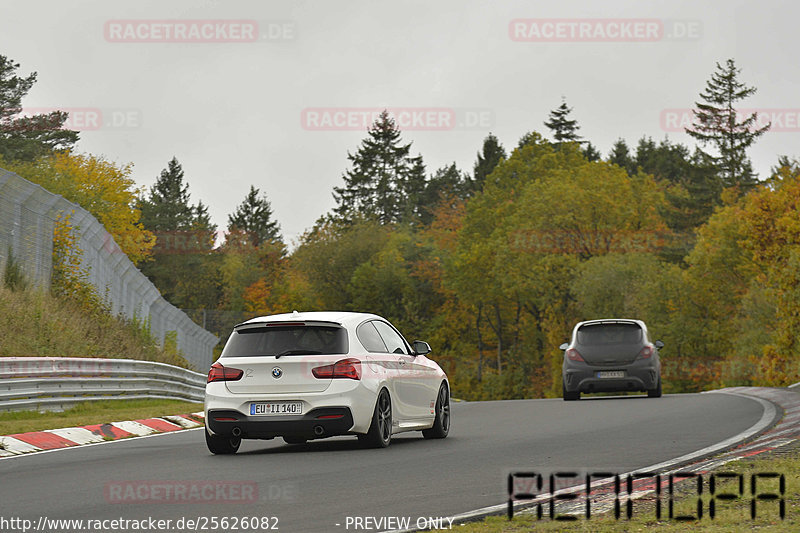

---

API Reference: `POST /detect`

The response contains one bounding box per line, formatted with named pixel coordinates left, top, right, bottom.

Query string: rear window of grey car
left=221, top=325, right=348, bottom=357
left=577, top=323, right=642, bottom=345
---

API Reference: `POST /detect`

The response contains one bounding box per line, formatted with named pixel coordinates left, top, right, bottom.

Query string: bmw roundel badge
left=271, top=367, right=283, bottom=378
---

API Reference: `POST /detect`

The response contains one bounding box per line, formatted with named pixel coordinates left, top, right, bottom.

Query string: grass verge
left=435, top=444, right=799, bottom=532
left=0, top=399, right=203, bottom=435
left=0, top=283, right=191, bottom=369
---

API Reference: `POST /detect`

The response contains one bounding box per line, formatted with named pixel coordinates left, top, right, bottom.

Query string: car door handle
left=398, top=359, right=406, bottom=365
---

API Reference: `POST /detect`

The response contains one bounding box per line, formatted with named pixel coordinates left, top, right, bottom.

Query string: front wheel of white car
left=422, top=383, right=450, bottom=439
left=205, top=429, right=241, bottom=455
left=360, top=389, right=392, bottom=448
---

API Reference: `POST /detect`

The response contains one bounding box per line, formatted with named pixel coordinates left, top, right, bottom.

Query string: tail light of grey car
left=637, top=345, right=654, bottom=360
left=566, top=348, right=585, bottom=362
left=207, top=362, right=244, bottom=383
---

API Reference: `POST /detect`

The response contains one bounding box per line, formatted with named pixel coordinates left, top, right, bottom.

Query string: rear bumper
left=207, top=407, right=355, bottom=439
left=563, top=361, right=660, bottom=393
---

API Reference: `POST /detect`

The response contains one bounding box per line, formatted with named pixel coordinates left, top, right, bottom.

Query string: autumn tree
left=448, top=135, right=670, bottom=397
left=417, top=163, right=471, bottom=226
left=2, top=151, right=155, bottom=264
left=686, top=59, right=770, bottom=192
left=291, top=220, right=392, bottom=311
left=224, top=239, right=288, bottom=314
left=220, top=186, right=288, bottom=318
left=0, top=55, right=78, bottom=161
left=738, top=167, right=800, bottom=384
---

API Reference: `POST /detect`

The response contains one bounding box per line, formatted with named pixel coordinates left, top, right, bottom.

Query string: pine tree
left=768, top=156, right=800, bottom=188
left=686, top=59, right=770, bottom=192
left=582, top=142, right=601, bottom=162
left=635, top=136, right=690, bottom=184
left=332, top=110, right=426, bottom=225
left=399, top=156, right=428, bottom=226
left=192, top=200, right=218, bottom=252
left=138, top=157, right=196, bottom=231
left=227, top=185, right=282, bottom=246
left=473, top=133, right=506, bottom=191
left=608, top=139, right=636, bottom=175
left=544, top=98, right=582, bottom=147
left=0, top=55, right=78, bottom=161
left=137, top=157, right=220, bottom=310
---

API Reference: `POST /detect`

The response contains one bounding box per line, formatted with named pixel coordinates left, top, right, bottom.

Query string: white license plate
left=597, top=371, right=625, bottom=379
left=250, top=402, right=303, bottom=415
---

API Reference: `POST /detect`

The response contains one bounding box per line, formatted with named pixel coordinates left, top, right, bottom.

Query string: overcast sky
left=2, top=0, right=798, bottom=245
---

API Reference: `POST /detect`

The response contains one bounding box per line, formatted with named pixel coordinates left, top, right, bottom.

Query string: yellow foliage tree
left=1, top=151, right=155, bottom=265
left=51, top=211, right=104, bottom=311
left=739, top=170, right=800, bottom=384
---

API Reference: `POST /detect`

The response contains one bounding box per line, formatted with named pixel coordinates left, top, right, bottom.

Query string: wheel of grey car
left=648, top=376, right=662, bottom=398
left=205, top=429, right=241, bottom=455
left=562, top=380, right=580, bottom=401
left=360, top=388, right=392, bottom=448
left=283, top=436, right=307, bottom=445
left=422, top=383, right=450, bottom=439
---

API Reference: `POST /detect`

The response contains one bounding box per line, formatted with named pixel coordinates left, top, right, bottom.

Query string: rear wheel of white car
left=205, top=429, right=241, bottom=455
left=423, top=383, right=450, bottom=439
left=648, top=376, right=663, bottom=398
left=360, top=389, right=392, bottom=448
left=283, top=436, right=307, bottom=445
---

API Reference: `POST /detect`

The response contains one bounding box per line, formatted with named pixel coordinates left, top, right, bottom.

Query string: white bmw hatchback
left=204, top=311, right=450, bottom=454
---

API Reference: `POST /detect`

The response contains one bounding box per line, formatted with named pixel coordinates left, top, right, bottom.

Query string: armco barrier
left=0, top=357, right=207, bottom=412
left=0, top=169, right=218, bottom=370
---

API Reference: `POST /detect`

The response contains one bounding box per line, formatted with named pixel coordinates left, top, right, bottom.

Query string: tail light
left=207, top=362, right=243, bottom=383
left=312, top=358, right=362, bottom=380
left=566, top=348, right=585, bottom=362
left=638, top=345, right=654, bottom=359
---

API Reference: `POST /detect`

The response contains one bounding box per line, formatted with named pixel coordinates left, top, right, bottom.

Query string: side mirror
left=559, top=343, right=569, bottom=351
left=412, top=340, right=431, bottom=356
left=655, top=340, right=665, bottom=349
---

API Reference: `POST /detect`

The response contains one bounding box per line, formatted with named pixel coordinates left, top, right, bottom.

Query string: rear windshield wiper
left=273, top=349, right=322, bottom=359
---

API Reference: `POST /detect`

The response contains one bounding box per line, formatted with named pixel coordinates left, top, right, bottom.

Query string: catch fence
left=0, top=168, right=218, bottom=370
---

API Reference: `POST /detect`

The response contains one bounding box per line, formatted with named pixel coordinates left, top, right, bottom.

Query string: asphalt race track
left=0, top=392, right=766, bottom=532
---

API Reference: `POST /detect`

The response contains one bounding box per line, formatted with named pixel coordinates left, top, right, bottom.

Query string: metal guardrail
left=0, top=357, right=207, bottom=412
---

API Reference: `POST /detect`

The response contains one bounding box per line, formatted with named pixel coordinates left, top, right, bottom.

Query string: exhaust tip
left=313, top=425, right=325, bottom=436
left=232, top=427, right=242, bottom=437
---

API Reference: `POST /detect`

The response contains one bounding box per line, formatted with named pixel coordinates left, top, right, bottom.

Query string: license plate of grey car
left=597, top=371, right=625, bottom=378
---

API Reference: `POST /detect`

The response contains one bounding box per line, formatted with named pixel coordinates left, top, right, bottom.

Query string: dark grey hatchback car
left=560, top=319, right=663, bottom=401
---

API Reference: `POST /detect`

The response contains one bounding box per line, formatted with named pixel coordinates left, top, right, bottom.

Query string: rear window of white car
left=576, top=323, right=643, bottom=345
left=221, top=325, right=348, bottom=357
